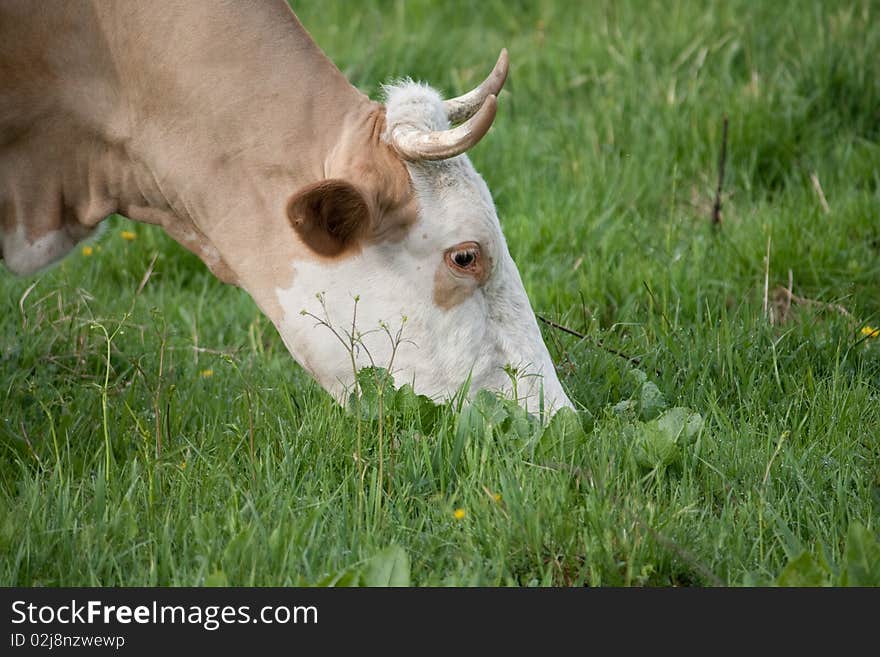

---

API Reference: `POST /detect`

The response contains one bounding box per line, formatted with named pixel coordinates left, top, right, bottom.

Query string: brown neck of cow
left=0, top=1, right=392, bottom=322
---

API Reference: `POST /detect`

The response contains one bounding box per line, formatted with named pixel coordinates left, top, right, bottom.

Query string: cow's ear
left=287, top=179, right=371, bottom=257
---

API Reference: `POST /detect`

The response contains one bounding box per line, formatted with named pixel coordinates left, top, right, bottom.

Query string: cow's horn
left=390, top=94, right=498, bottom=161
left=443, top=49, right=509, bottom=124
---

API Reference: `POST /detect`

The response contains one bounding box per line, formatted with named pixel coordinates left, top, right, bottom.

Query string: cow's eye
left=453, top=250, right=475, bottom=268
left=445, top=242, right=482, bottom=275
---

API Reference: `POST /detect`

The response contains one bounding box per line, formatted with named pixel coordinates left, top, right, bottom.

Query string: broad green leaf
left=612, top=399, right=637, bottom=417
left=546, top=407, right=586, bottom=441
left=472, top=389, right=509, bottom=427
left=655, top=407, right=703, bottom=445
left=499, top=398, right=540, bottom=441
left=348, top=367, right=395, bottom=420
left=362, top=545, right=411, bottom=587
left=842, top=523, right=880, bottom=586
left=627, top=368, right=648, bottom=386
left=638, top=381, right=667, bottom=420
left=393, top=383, right=440, bottom=431
left=204, top=570, right=229, bottom=587
left=633, top=423, right=678, bottom=469
left=222, top=529, right=251, bottom=563
left=534, top=407, right=587, bottom=459
left=313, top=567, right=362, bottom=587
left=633, top=407, right=703, bottom=469
left=776, top=552, right=831, bottom=587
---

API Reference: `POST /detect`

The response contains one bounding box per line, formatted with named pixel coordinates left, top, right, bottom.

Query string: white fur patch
left=2, top=224, right=79, bottom=275
left=274, top=81, right=574, bottom=414
left=383, top=82, right=451, bottom=133
left=178, top=226, right=222, bottom=268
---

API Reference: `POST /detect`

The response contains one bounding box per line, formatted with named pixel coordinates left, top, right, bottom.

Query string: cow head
left=275, top=51, right=573, bottom=415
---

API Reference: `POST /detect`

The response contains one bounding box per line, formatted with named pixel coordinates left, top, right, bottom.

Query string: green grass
left=2, top=0, right=879, bottom=586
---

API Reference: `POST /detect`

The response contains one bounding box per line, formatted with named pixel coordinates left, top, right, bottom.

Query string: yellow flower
left=493, top=493, right=502, bottom=503
left=120, top=230, right=137, bottom=241
left=861, top=326, right=879, bottom=339
left=81, top=246, right=93, bottom=256
left=199, top=369, right=214, bottom=378
left=180, top=461, right=187, bottom=470
left=453, top=508, right=466, bottom=520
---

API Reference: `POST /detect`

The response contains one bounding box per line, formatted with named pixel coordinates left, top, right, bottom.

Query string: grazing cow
left=0, top=1, right=573, bottom=413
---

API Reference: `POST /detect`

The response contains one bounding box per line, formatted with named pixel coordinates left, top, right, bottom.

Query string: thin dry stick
left=775, top=287, right=853, bottom=318
left=481, top=485, right=510, bottom=520
left=786, top=268, right=793, bottom=309
left=18, top=281, right=39, bottom=329
left=19, top=421, right=43, bottom=468
left=537, top=315, right=659, bottom=375
left=711, top=114, right=729, bottom=226
left=776, top=269, right=794, bottom=325
left=762, top=236, right=771, bottom=322
left=136, top=252, right=159, bottom=296
left=809, top=172, right=830, bottom=214
left=578, top=290, right=591, bottom=334
left=187, top=345, right=241, bottom=357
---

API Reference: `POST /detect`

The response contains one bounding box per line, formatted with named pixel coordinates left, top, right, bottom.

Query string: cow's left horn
left=444, top=49, right=509, bottom=124
left=389, top=94, right=498, bottom=161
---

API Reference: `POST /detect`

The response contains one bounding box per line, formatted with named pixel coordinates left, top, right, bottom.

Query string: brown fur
left=288, top=179, right=370, bottom=257
left=433, top=248, right=492, bottom=310
left=0, top=1, right=416, bottom=323
left=433, top=263, right=476, bottom=310
left=316, top=108, right=416, bottom=250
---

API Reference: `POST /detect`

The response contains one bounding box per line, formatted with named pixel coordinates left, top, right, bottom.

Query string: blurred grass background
left=1, top=0, right=878, bottom=585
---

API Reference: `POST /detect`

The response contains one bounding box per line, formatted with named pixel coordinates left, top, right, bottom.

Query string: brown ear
left=287, top=179, right=371, bottom=257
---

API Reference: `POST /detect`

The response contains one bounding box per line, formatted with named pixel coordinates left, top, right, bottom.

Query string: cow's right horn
left=389, top=94, right=498, bottom=161
left=443, top=49, right=508, bottom=124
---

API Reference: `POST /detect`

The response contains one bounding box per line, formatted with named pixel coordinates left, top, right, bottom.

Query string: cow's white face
left=274, top=83, right=573, bottom=415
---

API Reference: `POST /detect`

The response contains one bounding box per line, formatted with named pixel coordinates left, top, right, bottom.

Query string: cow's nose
left=542, top=384, right=575, bottom=415
left=515, top=368, right=574, bottom=416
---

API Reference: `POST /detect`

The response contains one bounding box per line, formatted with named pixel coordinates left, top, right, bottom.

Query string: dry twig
left=136, top=252, right=159, bottom=295
left=18, top=281, right=39, bottom=329
left=711, top=114, right=729, bottom=226
left=809, top=172, right=830, bottom=214
left=537, top=314, right=660, bottom=375
left=762, top=236, right=771, bottom=322
left=773, top=287, right=853, bottom=319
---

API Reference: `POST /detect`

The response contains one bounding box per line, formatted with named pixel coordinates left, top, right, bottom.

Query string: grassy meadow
left=1, top=0, right=879, bottom=586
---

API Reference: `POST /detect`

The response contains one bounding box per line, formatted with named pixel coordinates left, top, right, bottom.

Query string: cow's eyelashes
left=445, top=241, right=482, bottom=276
